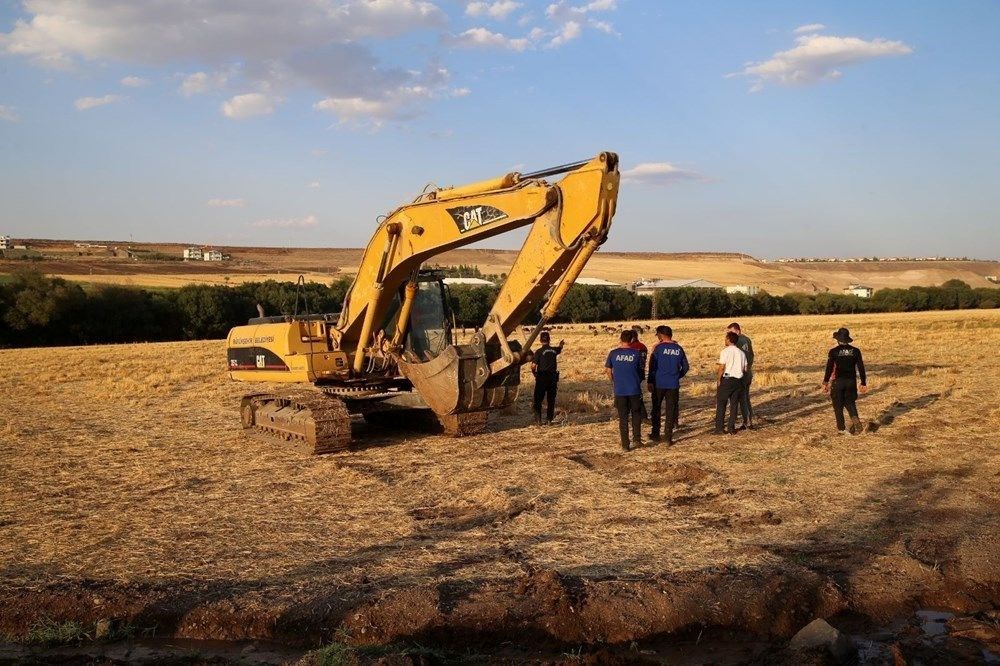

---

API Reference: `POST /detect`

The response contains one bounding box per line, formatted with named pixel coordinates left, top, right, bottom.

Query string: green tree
left=175, top=285, right=253, bottom=339
left=446, top=285, right=498, bottom=327
left=0, top=271, right=87, bottom=345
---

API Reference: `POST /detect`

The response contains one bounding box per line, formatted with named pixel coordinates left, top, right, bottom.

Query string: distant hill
left=2, top=239, right=997, bottom=294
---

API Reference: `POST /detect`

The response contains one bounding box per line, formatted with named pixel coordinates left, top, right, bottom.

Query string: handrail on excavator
left=520, top=159, right=591, bottom=180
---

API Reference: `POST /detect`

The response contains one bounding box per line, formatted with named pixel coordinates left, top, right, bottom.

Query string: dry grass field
left=1, top=309, right=998, bottom=659
left=7, top=239, right=999, bottom=293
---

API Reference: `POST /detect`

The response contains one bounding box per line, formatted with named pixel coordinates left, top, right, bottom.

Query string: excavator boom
left=227, top=151, right=619, bottom=452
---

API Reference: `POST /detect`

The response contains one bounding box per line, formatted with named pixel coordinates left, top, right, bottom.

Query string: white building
left=0, top=235, right=10, bottom=250
left=203, top=249, right=224, bottom=261
left=442, top=277, right=495, bottom=286
left=576, top=277, right=624, bottom=288
left=844, top=284, right=874, bottom=298
left=183, top=247, right=203, bottom=260
left=725, top=284, right=760, bottom=296
left=634, top=278, right=724, bottom=297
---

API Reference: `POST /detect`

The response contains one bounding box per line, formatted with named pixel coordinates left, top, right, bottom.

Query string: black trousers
left=831, top=378, right=859, bottom=430
left=651, top=388, right=679, bottom=441
left=614, top=394, right=643, bottom=445
left=737, top=370, right=753, bottom=424
left=715, top=377, right=743, bottom=433
left=533, top=372, right=558, bottom=422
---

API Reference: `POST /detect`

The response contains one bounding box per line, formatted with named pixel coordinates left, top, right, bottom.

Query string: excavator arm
left=339, top=152, right=619, bottom=416
left=227, top=151, right=619, bottom=453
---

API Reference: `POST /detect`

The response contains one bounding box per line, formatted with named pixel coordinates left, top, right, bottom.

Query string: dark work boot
left=850, top=417, right=863, bottom=435
left=620, top=440, right=630, bottom=452
left=533, top=412, right=542, bottom=427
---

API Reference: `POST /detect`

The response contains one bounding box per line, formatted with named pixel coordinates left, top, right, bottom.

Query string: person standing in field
left=823, top=327, right=868, bottom=435
left=727, top=322, right=755, bottom=430
left=714, top=331, right=747, bottom=435
left=606, top=330, right=645, bottom=451
left=647, top=325, right=689, bottom=445
left=530, top=331, right=563, bottom=426
left=627, top=326, right=650, bottom=423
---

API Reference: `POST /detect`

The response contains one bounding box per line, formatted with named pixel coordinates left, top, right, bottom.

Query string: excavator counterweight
left=227, top=152, right=619, bottom=452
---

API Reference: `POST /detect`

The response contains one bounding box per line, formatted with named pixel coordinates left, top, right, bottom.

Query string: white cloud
left=180, top=72, right=209, bottom=96
left=221, top=93, right=280, bottom=119
left=307, top=181, right=321, bottom=189
left=466, top=1, right=522, bottom=20
left=1, top=0, right=451, bottom=126
left=120, top=75, right=148, bottom=87
left=74, top=94, right=124, bottom=110
left=449, top=27, right=530, bottom=51
left=546, top=20, right=581, bottom=48
left=252, top=214, right=318, bottom=229
left=1, top=0, right=446, bottom=65
left=732, top=32, right=913, bottom=92
left=314, top=95, right=416, bottom=127
left=310, top=148, right=328, bottom=157
left=540, top=0, right=615, bottom=48
left=450, top=87, right=471, bottom=97
left=545, top=0, right=616, bottom=19
left=0, top=104, right=19, bottom=122
left=794, top=23, right=826, bottom=34
left=179, top=70, right=231, bottom=96
left=207, top=198, right=246, bottom=207
left=312, top=60, right=459, bottom=126
left=621, top=162, right=704, bottom=186
left=588, top=19, right=619, bottom=36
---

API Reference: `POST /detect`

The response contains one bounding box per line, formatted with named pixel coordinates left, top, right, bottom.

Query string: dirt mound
left=5, top=559, right=995, bottom=649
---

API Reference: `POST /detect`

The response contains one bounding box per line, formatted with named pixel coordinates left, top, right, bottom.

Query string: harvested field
left=6, top=240, right=999, bottom=292
left=1, top=310, right=999, bottom=661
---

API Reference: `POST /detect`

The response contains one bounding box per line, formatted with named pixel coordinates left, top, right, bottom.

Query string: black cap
left=833, top=327, right=853, bottom=343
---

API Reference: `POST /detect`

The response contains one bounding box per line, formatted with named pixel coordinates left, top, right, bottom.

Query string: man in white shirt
left=714, top=331, right=748, bottom=435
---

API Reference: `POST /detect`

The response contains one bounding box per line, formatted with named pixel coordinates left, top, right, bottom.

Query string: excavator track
left=240, top=390, right=352, bottom=455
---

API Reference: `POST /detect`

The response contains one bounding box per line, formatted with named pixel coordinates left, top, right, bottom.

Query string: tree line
left=0, top=270, right=996, bottom=348
left=0, top=271, right=353, bottom=347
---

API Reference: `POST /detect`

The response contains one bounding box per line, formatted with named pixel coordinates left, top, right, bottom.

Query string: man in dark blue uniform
left=531, top=331, right=563, bottom=425
left=606, top=330, right=645, bottom=451
left=823, top=327, right=868, bottom=435
left=647, top=325, right=689, bottom=445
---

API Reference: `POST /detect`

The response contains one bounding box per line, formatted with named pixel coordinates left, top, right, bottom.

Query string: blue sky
left=1, top=0, right=998, bottom=258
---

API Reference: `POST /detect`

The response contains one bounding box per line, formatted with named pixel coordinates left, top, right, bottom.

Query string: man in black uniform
left=727, top=322, right=755, bottom=429
left=822, top=327, right=868, bottom=435
left=531, top=331, right=564, bottom=425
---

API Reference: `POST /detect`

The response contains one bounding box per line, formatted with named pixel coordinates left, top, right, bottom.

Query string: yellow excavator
left=227, top=151, right=619, bottom=452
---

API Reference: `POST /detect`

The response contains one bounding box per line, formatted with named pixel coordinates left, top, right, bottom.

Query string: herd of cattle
left=518, top=323, right=655, bottom=336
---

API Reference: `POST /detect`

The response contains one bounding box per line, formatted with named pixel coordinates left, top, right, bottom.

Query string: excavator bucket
left=396, top=342, right=521, bottom=419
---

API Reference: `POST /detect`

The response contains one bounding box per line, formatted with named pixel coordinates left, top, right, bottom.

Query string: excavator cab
left=403, top=275, right=453, bottom=362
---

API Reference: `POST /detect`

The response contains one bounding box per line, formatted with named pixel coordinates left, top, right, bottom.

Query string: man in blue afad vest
left=605, top=330, right=645, bottom=451
left=647, top=325, right=689, bottom=446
